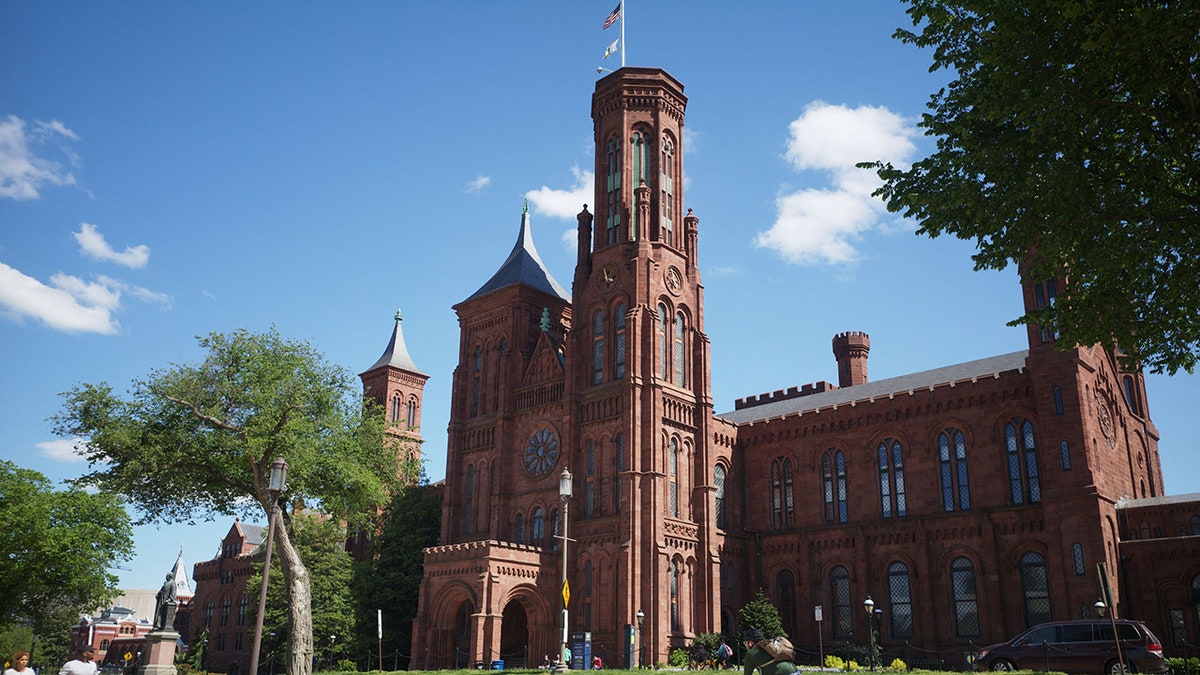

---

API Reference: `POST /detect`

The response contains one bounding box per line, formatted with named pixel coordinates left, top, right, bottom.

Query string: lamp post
left=1094, top=599, right=1107, bottom=617
left=864, top=597, right=877, bottom=672
left=248, top=457, right=288, bottom=675
left=560, top=468, right=573, bottom=668
left=636, top=609, right=645, bottom=669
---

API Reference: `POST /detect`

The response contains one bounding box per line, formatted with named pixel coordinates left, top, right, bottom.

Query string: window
left=670, top=559, right=679, bottom=630
left=550, top=508, right=559, bottom=551
left=584, top=560, right=593, bottom=631
left=470, top=345, right=481, bottom=416
left=216, top=633, right=225, bottom=652
left=463, top=464, right=474, bottom=535
left=605, top=136, right=622, bottom=244
left=592, top=310, right=605, bottom=385
left=657, top=304, right=668, bottom=379
left=1191, top=515, right=1200, bottom=535
left=1072, top=542, right=1085, bottom=575
left=939, top=429, right=971, bottom=511
left=615, top=303, right=627, bottom=379
left=390, top=394, right=402, bottom=423
left=100, top=640, right=109, bottom=651
left=1020, top=552, right=1052, bottom=628
left=532, top=507, right=545, bottom=543
left=205, top=601, right=214, bottom=628
left=888, top=562, right=914, bottom=639
left=822, top=450, right=848, bottom=524
left=585, top=481, right=596, bottom=518
left=220, top=596, right=230, bottom=627
left=1060, top=440, right=1071, bottom=470
left=770, top=458, right=795, bottom=529
left=1034, top=279, right=1057, bottom=342
left=406, top=397, right=417, bottom=428
left=1123, top=376, right=1139, bottom=414
left=714, top=464, right=727, bottom=530
left=1169, top=609, right=1186, bottom=647
left=631, top=132, right=649, bottom=238
left=1053, top=386, right=1064, bottom=416
left=1006, top=418, right=1042, bottom=504
left=669, top=437, right=679, bottom=517
left=878, top=438, right=907, bottom=518
left=831, top=566, right=852, bottom=639
left=674, top=311, right=686, bottom=386
left=614, top=434, right=624, bottom=513
left=515, top=513, right=525, bottom=544
left=1192, top=573, right=1200, bottom=630
left=661, top=135, right=675, bottom=246
left=238, top=596, right=248, bottom=626
left=951, top=557, right=980, bottom=637
left=776, top=570, right=797, bottom=639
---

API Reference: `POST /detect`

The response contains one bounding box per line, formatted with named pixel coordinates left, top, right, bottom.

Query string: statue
left=154, top=573, right=177, bottom=631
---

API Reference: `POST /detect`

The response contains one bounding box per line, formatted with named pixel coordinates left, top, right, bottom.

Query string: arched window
left=1072, top=542, right=1085, bottom=576
left=220, top=596, right=231, bottom=627
left=770, top=458, right=795, bottom=529
left=888, top=561, right=914, bottom=639
left=657, top=303, right=669, bottom=379
left=1006, top=418, right=1041, bottom=504
left=939, top=429, right=971, bottom=511
left=550, top=507, right=559, bottom=551
left=515, top=513, right=525, bottom=544
left=532, top=507, right=545, bottom=543
left=463, top=464, right=474, bottom=535
left=1123, top=376, right=1139, bottom=414
left=615, top=303, right=627, bottom=379
left=776, top=570, right=797, bottom=639
left=1020, top=552, right=1052, bottom=627
left=204, top=600, right=214, bottom=628
left=605, top=136, right=622, bottom=244
left=406, top=397, right=417, bottom=428
left=631, top=132, right=650, bottom=238
left=1053, top=386, right=1064, bottom=416
left=100, top=640, right=110, bottom=651
left=390, top=394, right=402, bottom=423
left=674, top=311, right=686, bottom=386
left=238, top=595, right=248, bottom=626
left=670, top=559, right=679, bottom=630
left=592, top=310, right=605, bottom=385
left=669, top=437, right=679, bottom=517
left=822, top=450, right=848, bottom=524
left=951, top=557, right=980, bottom=637
left=1060, top=440, right=1072, bottom=470
left=714, top=464, right=727, bottom=530
left=470, top=345, right=482, bottom=417
left=830, top=566, right=852, bottom=639
left=878, top=438, right=907, bottom=518
left=661, top=135, right=675, bottom=246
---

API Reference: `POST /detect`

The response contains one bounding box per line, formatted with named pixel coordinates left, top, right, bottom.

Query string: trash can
left=491, top=661, right=504, bottom=670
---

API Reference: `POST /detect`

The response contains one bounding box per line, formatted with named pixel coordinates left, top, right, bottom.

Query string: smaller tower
left=832, top=331, right=870, bottom=387
left=360, top=310, right=430, bottom=463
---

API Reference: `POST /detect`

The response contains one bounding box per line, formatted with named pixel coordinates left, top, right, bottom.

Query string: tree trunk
left=275, top=508, right=313, bottom=675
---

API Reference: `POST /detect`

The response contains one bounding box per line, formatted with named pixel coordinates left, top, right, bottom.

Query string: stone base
left=138, top=630, right=179, bottom=675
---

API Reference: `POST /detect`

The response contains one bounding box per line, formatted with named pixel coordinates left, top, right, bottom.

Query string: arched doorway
left=500, top=600, right=529, bottom=668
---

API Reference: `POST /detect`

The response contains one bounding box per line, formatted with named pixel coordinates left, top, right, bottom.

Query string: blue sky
left=2, top=1, right=1197, bottom=594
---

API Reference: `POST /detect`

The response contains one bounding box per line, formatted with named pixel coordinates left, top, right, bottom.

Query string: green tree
left=738, top=589, right=787, bottom=640
left=51, top=328, right=411, bottom=675
left=247, top=512, right=356, bottom=672
left=865, top=1, right=1200, bottom=374
left=0, top=461, right=134, bottom=666
left=350, top=480, right=440, bottom=670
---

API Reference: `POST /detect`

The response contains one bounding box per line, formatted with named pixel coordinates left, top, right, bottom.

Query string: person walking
left=58, top=647, right=97, bottom=675
left=741, top=630, right=797, bottom=675
left=5, top=650, right=31, bottom=675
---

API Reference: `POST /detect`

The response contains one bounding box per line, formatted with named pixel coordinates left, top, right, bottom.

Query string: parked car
left=973, top=619, right=1167, bottom=674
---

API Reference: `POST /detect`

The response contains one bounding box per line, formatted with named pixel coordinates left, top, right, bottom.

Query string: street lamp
left=248, top=457, right=288, bottom=675
left=864, top=596, right=878, bottom=672
left=636, top=609, right=645, bottom=669
left=560, top=468, right=573, bottom=668
left=1094, top=598, right=1107, bottom=617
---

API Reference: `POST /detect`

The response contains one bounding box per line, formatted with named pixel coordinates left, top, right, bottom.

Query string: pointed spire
left=364, top=309, right=426, bottom=375
left=170, top=547, right=194, bottom=600
left=466, top=204, right=570, bottom=301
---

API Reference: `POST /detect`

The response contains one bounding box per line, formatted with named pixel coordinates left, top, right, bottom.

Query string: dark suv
left=973, top=619, right=1167, bottom=674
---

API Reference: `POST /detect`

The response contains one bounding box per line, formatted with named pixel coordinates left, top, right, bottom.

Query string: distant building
left=70, top=550, right=193, bottom=660
left=186, top=520, right=265, bottom=675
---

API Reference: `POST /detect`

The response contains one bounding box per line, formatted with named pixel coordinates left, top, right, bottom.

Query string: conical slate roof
left=363, top=310, right=426, bottom=375
left=170, top=547, right=193, bottom=600
left=466, top=202, right=570, bottom=302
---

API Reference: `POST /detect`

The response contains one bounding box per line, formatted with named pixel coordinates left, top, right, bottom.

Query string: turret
left=832, top=331, right=870, bottom=387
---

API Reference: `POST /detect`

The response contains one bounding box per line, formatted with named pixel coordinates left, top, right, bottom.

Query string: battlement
left=735, top=380, right=838, bottom=410
left=832, top=330, right=870, bottom=387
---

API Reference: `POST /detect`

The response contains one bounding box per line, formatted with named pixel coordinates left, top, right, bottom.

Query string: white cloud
left=75, top=223, right=151, bottom=269
left=0, top=262, right=174, bottom=334
left=525, top=166, right=595, bottom=219
left=755, top=101, right=917, bottom=266
left=0, top=115, right=80, bottom=200
left=465, top=175, right=492, bottom=194
left=37, top=437, right=88, bottom=462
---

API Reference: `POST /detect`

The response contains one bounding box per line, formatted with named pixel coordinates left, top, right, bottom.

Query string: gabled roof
left=465, top=202, right=570, bottom=302
left=363, top=309, right=426, bottom=376
left=718, top=350, right=1030, bottom=425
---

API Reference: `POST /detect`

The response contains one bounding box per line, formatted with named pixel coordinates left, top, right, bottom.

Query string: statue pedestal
left=138, top=630, right=179, bottom=675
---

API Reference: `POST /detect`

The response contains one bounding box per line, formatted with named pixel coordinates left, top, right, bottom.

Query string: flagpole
left=620, top=0, right=626, bottom=66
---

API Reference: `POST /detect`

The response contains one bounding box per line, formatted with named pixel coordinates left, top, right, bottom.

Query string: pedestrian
left=741, top=630, right=797, bottom=675
left=716, top=640, right=733, bottom=669
left=5, top=651, right=31, bottom=675
left=59, top=647, right=97, bottom=675
left=592, top=655, right=602, bottom=669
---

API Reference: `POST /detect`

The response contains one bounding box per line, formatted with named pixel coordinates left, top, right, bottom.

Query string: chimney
left=832, top=331, right=870, bottom=387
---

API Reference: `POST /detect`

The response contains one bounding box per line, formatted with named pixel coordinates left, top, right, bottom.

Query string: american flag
left=603, top=2, right=621, bottom=30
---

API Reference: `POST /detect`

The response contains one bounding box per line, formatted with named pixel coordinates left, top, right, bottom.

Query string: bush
left=825, top=655, right=847, bottom=670
left=888, top=658, right=908, bottom=671
left=669, top=648, right=689, bottom=667
left=1168, top=657, right=1200, bottom=674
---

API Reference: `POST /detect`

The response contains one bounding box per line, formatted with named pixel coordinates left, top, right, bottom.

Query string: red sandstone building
left=185, top=520, right=266, bottom=674
left=401, top=66, right=1200, bottom=669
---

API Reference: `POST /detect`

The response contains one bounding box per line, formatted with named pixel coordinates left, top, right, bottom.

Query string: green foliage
left=865, top=0, right=1200, bottom=375
left=690, top=631, right=723, bottom=654
left=350, top=482, right=440, bottom=669
left=668, top=648, right=689, bottom=667
left=247, top=513, right=356, bottom=669
left=825, top=654, right=847, bottom=670
left=889, top=658, right=908, bottom=671
left=333, top=659, right=357, bottom=672
left=0, top=461, right=133, bottom=659
left=1168, top=657, right=1200, bottom=674
left=737, top=589, right=787, bottom=639
left=182, top=628, right=209, bottom=671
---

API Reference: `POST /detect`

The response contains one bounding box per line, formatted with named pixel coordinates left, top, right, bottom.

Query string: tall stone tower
left=360, top=310, right=429, bottom=467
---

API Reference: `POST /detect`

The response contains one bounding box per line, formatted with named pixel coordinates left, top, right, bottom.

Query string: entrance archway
left=500, top=600, right=529, bottom=668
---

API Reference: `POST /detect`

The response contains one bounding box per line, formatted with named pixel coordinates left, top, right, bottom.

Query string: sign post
left=815, top=605, right=824, bottom=671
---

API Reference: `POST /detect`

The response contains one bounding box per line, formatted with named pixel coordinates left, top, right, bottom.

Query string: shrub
left=669, top=648, right=689, bottom=667
left=1168, top=657, right=1200, bottom=674
left=889, top=658, right=908, bottom=671
left=825, top=655, right=847, bottom=670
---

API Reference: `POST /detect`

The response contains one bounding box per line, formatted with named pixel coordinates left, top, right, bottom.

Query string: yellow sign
left=124, top=653, right=133, bottom=662
left=562, top=579, right=570, bottom=607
